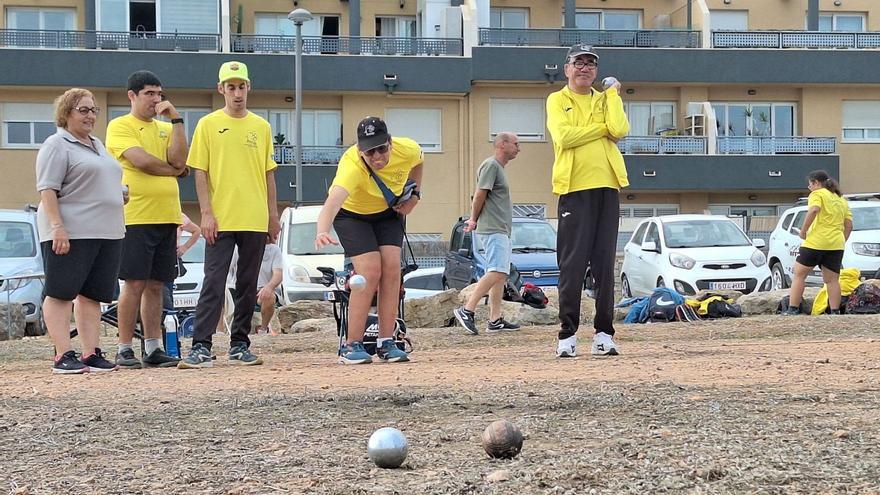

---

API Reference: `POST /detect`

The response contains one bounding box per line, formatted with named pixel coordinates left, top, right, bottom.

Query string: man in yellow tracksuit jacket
left=547, top=44, right=630, bottom=358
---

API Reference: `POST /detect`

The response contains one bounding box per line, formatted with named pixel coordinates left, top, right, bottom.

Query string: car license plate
left=709, top=281, right=747, bottom=290
left=324, top=291, right=336, bottom=301
left=173, top=295, right=198, bottom=308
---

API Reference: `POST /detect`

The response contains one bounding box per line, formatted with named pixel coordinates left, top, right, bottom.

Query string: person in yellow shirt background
left=783, top=170, right=853, bottom=315
left=314, top=116, right=423, bottom=365
left=106, top=70, right=188, bottom=369
left=178, top=61, right=279, bottom=369
left=547, top=44, right=629, bottom=358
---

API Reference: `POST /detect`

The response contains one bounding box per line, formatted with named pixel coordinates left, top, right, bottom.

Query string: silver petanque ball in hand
left=367, top=427, right=408, bottom=468
left=602, top=76, right=619, bottom=89
left=348, top=274, right=367, bottom=292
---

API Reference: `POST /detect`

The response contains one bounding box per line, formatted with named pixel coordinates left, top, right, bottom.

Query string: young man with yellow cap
left=178, top=61, right=280, bottom=369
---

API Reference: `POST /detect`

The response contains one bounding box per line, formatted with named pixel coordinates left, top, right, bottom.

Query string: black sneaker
left=52, top=350, right=89, bottom=375
left=82, top=348, right=119, bottom=372
left=115, top=348, right=142, bottom=369
left=453, top=306, right=478, bottom=335
left=781, top=306, right=801, bottom=316
left=228, top=344, right=263, bottom=366
left=142, top=348, right=181, bottom=368
left=177, top=343, right=213, bottom=369
left=829, top=308, right=841, bottom=315
left=486, top=317, right=521, bottom=333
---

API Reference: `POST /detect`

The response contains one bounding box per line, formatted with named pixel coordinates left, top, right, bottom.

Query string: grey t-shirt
left=228, top=243, right=284, bottom=288
left=474, top=157, right=513, bottom=235
left=35, top=128, right=125, bottom=241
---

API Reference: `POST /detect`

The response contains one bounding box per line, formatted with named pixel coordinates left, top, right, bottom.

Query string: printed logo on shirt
left=564, top=107, right=573, bottom=112
left=218, top=128, right=230, bottom=134
left=158, top=129, right=169, bottom=139
left=245, top=130, right=258, bottom=148
left=561, top=211, right=571, bottom=217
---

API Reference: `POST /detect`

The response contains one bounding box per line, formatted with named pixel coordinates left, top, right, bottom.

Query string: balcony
left=232, top=35, right=463, bottom=56
left=273, top=145, right=345, bottom=165
left=0, top=29, right=220, bottom=51
left=713, top=30, right=880, bottom=49
left=478, top=28, right=700, bottom=48
left=617, top=136, right=706, bottom=154
left=717, top=137, right=836, bottom=155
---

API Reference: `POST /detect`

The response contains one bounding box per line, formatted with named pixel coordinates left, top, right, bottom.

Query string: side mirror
left=457, top=248, right=470, bottom=257
left=641, top=241, right=659, bottom=252
left=752, top=238, right=766, bottom=248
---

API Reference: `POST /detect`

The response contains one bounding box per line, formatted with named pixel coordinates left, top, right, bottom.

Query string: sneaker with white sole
left=177, top=343, right=213, bottom=369
left=591, top=332, right=619, bottom=356
left=556, top=335, right=577, bottom=358
left=453, top=306, right=478, bottom=335
left=486, top=317, right=520, bottom=333
left=339, top=341, right=373, bottom=365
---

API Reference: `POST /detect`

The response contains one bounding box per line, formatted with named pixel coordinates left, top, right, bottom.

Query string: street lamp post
left=288, top=8, right=313, bottom=203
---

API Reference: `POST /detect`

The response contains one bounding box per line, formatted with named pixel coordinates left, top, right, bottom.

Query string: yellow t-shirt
left=105, top=114, right=182, bottom=225
left=802, top=187, right=852, bottom=251
left=187, top=110, right=277, bottom=232
left=331, top=137, right=423, bottom=215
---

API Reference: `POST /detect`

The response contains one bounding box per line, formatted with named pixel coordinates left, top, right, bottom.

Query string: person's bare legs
left=116, top=280, right=146, bottom=345
left=258, top=289, right=277, bottom=334
left=788, top=262, right=812, bottom=308
left=74, top=295, right=102, bottom=358
left=347, top=251, right=381, bottom=343
left=820, top=266, right=842, bottom=311
left=139, top=280, right=164, bottom=340
left=487, top=275, right=505, bottom=321
left=464, top=271, right=506, bottom=318
left=44, top=296, right=74, bottom=357
left=377, top=246, right=402, bottom=338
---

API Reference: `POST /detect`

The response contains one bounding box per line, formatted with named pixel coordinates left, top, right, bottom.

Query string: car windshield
left=404, top=272, right=444, bottom=290
left=852, top=206, right=880, bottom=231
left=0, top=221, right=37, bottom=258
left=663, top=219, right=751, bottom=248
left=288, top=222, right=345, bottom=255
left=181, top=236, right=206, bottom=263
left=511, top=221, right=557, bottom=252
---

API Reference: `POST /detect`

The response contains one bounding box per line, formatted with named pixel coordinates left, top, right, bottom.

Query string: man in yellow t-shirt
left=546, top=44, right=630, bottom=358
left=105, top=70, right=188, bottom=369
left=314, top=116, right=423, bottom=365
left=178, top=61, right=279, bottom=369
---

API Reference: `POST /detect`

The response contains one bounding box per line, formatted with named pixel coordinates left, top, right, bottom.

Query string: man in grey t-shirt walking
left=453, top=132, right=521, bottom=335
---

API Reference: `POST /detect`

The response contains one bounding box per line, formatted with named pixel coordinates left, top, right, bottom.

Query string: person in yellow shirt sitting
left=783, top=170, right=853, bottom=315
left=315, top=117, right=423, bottom=365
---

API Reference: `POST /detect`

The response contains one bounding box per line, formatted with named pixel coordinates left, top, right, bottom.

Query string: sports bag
left=521, top=283, right=548, bottom=309
left=360, top=314, right=413, bottom=355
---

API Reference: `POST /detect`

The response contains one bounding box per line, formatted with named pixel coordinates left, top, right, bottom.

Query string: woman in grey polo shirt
left=36, top=88, right=126, bottom=374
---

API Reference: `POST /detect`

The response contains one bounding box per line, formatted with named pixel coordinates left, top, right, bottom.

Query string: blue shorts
left=478, top=233, right=511, bottom=274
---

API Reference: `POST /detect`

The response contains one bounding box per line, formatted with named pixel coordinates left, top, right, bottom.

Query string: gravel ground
left=2, top=314, right=880, bottom=495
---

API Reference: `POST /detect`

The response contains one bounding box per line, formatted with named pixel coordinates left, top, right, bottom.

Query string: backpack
left=521, top=283, right=548, bottom=309
left=646, top=288, right=687, bottom=322
left=706, top=299, right=743, bottom=318
left=360, top=314, right=412, bottom=355
left=502, top=263, right=525, bottom=303
left=845, top=282, right=880, bottom=314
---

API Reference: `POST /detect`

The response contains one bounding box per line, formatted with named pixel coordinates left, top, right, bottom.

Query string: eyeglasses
left=74, top=106, right=100, bottom=116
left=571, top=60, right=598, bottom=70
left=363, top=144, right=390, bottom=156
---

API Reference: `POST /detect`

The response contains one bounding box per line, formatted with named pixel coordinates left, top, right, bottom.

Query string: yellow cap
left=218, top=61, right=250, bottom=84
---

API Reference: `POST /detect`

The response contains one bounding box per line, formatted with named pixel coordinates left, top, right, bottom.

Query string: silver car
left=0, top=208, right=45, bottom=335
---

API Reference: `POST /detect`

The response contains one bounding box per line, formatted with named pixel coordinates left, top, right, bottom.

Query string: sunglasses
left=363, top=144, right=390, bottom=156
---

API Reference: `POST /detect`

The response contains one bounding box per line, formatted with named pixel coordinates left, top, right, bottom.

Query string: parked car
left=620, top=214, right=772, bottom=297
left=443, top=216, right=560, bottom=290
left=278, top=205, right=345, bottom=303
left=402, top=266, right=444, bottom=300
left=172, top=234, right=205, bottom=310
left=0, top=207, right=45, bottom=335
left=767, top=193, right=880, bottom=289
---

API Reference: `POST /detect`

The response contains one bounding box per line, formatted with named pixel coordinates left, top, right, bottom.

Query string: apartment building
left=0, top=0, right=878, bottom=238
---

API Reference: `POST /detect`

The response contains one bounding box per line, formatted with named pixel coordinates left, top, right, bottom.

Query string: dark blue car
left=443, top=216, right=561, bottom=290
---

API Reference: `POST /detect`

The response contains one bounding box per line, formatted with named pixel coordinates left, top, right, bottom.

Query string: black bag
left=361, top=314, right=412, bottom=355
left=776, top=295, right=808, bottom=314
left=706, top=300, right=742, bottom=318
left=502, top=263, right=525, bottom=303
left=521, top=283, right=548, bottom=309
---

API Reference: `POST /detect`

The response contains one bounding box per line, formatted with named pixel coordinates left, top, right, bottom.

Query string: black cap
left=356, top=116, right=390, bottom=151
left=566, top=44, right=599, bottom=63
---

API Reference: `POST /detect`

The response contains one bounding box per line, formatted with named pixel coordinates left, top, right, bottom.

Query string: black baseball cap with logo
left=566, top=44, right=599, bottom=63
left=356, top=116, right=391, bottom=151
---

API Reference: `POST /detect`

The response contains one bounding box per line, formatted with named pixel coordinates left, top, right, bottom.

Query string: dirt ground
left=2, top=314, right=880, bottom=495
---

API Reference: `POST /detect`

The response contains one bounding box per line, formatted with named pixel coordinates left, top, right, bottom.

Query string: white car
left=278, top=205, right=345, bottom=303
left=172, top=234, right=205, bottom=310
left=402, top=266, right=444, bottom=300
left=620, top=214, right=772, bottom=297
left=767, top=193, right=880, bottom=289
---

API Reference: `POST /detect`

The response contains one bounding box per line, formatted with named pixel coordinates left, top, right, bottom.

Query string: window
left=711, top=103, right=797, bottom=137
left=2, top=103, right=55, bottom=148
left=251, top=109, right=342, bottom=148
left=645, top=223, right=661, bottom=248
left=159, top=0, right=220, bottom=34
left=842, top=101, right=880, bottom=143
left=630, top=222, right=648, bottom=246
left=709, top=10, right=748, bottom=31
left=490, top=98, right=544, bottom=141
left=97, top=0, right=128, bottom=31
left=0, top=221, right=37, bottom=258
left=256, top=13, right=340, bottom=37
left=620, top=205, right=679, bottom=218
left=624, top=102, right=675, bottom=135
left=575, top=10, right=641, bottom=30
left=815, top=13, right=866, bottom=32
left=490, top=8, right=528, bottom=28
left=790, top=211, right=807, bottom=234
left=729, top=206, right=778, bottom=217
left=376, top=16, right=416, bottom=37
left=385, top=108, right=442, bottom=152
left=6, top=7, right=75, bottom=31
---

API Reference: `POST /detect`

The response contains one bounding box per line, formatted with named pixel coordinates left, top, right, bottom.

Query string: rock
left=833, top=429, right=850, bottom=439
left=404, top=289, right=459, bottom=328
left=277, top=301, right=334, bottom=330
left=614, top=306, right=629, bottom=322
left=485, top=469, right=510, bottom=483
left=0, top=303, right=26, bottom=341
left=736, top=287, right=821, bottom=315
left=290, top=317, right=336, bottom=334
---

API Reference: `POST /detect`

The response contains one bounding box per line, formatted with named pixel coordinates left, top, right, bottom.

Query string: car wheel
left=771, top=263, right=788, bottom=290
left=657, top=277, right=666, bottom=288
left=621, top=274, right=632, bottom=298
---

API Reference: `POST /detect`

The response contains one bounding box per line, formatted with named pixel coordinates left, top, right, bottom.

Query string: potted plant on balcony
left=755, top=111, right=771, bottom=136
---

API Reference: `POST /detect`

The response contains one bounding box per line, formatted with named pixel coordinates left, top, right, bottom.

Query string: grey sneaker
left=486, top=317, right=520, bottom=333
left=177, top=343, right=213, bottom=369
left=142, top=348, right=180, bottom=368
left=453, top=306, right=478, bottom=335
left=229, top=344, right=263, bottom=366
left=115, top=348, right=142, bottom=369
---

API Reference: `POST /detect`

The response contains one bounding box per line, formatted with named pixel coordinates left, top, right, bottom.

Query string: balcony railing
left=713, top=30, right=880, bottom=49
left=479, top=28, right=700, bottom=48
left=0, top=29, right=220, bottom=51
left=617, top=136, right=707, bottom=154
left=717, top=137, right=836, bottom=154
left=232, top=35, right=463, bottom=56
left=274, top=145, right=346, bottom=165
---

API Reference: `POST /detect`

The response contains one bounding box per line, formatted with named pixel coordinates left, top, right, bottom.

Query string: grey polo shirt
left=35, top=128, right=125, bottom=241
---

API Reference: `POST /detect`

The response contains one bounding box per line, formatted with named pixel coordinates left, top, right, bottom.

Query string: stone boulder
left=737, top=287, right=821, bottom=315
left=404, top=289, right=459, bottom=328
left=0, top=303, right=25, bottom=341
left=277, top=301, right=334, bottom=331
left=290, top=317, right=337, bottom=334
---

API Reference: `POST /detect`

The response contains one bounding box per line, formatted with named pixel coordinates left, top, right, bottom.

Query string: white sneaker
left=591, top=332, right=619, bottom=356
left=556, top=335, right=577, bottom=358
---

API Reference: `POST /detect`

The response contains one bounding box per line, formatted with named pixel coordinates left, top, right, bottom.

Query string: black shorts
left=119, top=224, right=178, bottom=282
left=333, top=208, right=404, bottom=257
left=42, top=239, right=123, bottom=303
left=796, top=246, right=844, bottom=273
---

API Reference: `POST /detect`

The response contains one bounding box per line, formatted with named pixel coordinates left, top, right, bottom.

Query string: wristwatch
left=170, top=118, right=185, bottom=125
